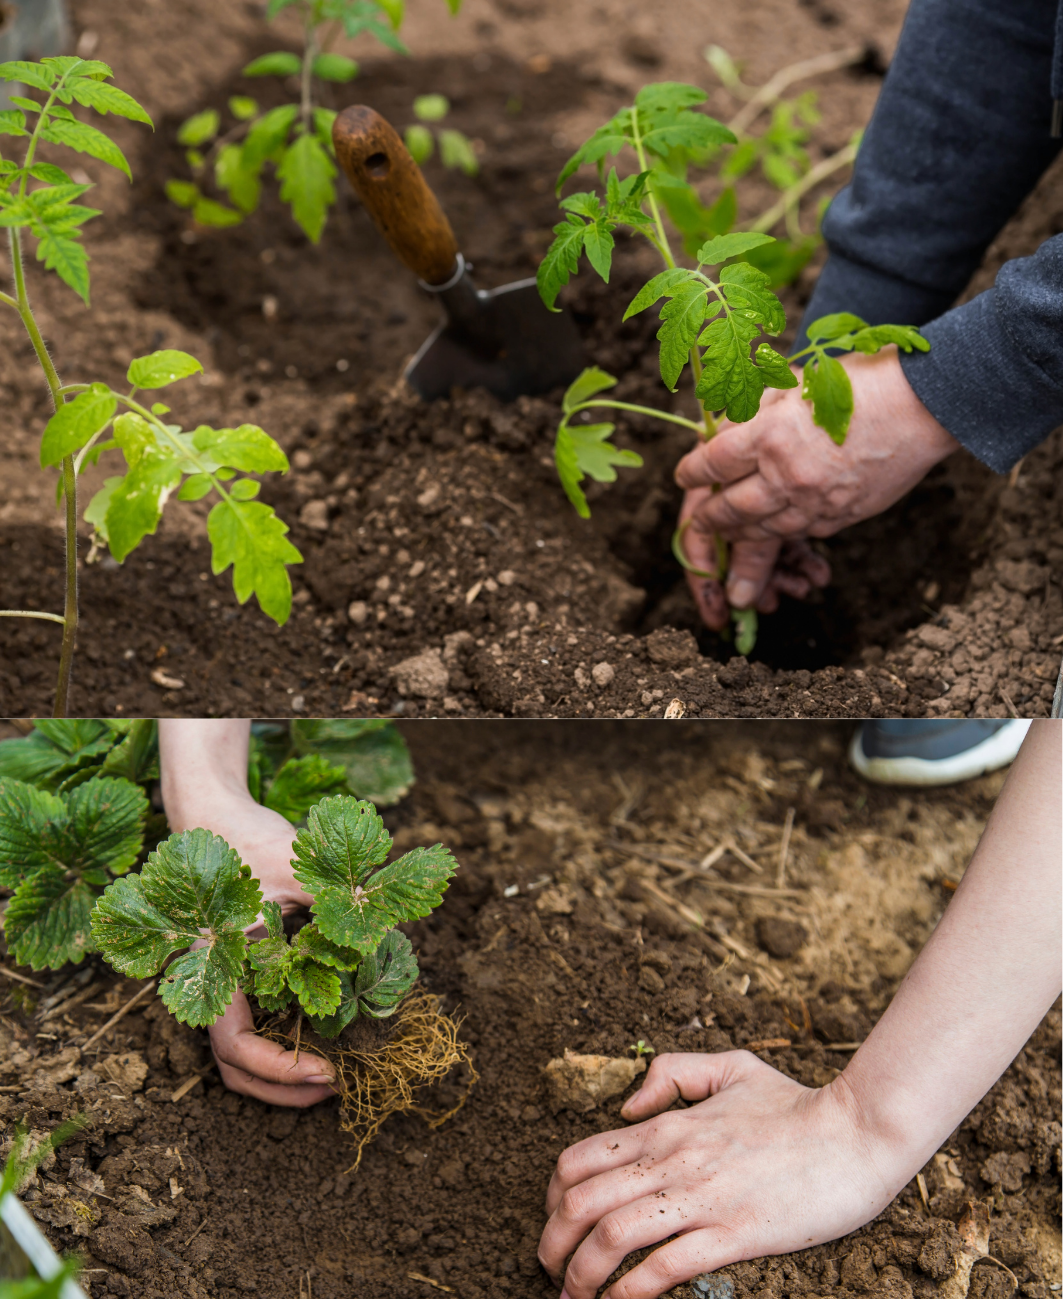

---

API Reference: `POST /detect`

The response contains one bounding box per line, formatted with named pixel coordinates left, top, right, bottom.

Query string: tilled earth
left=2, top=722, right=1061, bottom=1299
left=0, top=0, right=1059, bottom=718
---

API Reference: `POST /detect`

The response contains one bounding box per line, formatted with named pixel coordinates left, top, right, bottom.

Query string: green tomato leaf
left=127, top=349, right=203, bottom=389
left=228, top=478, right=261, bottom=500
left=0, top=60, right=56, bottom=92
left=802, top=353, right=853, bottom=444
left=657, top=278, right=710, bottom=390
left=165, top=179, right=199, bottom=210
left=405, top=122, right=434, bottom=164
left=566, top=421, right=642, bottom=484
left=243, top=52, right=302, bottom=78
left=289, top=958, right=343, bottom=1016
left=40, top=116, right=132, bottom=179
left=207, top=497, right=302, bottom=625
left=622, top=267, right=695, bottom=321
left=69, top=77, right=153, bottom=125
left=719, top=261, right=785, bottom=334
left=312, top=53, right=359, bottom=82
left=276, top=131, right=336, bottom=243
left=694, top=314, right=766, bottom=421
left=536, top=216, right=585, bottom=311
left=581, top=218, right=613, bottom=281
left=848, top=323, right=930, bottom=354
left=105, top=444, right=183, bottom=563
left=229, top=95, right=259, bottom=121
left=91, top=828, right=262, bottom=1026
left=555, top=423, right=589, bottom=519
left=754, top=343, right=799, bottom=390
left=805, top=312, right=867, bottom=343
left=696, top=231, right=775, bottom=265
left=438, top=128, right=478, bottom=176
left=193, top=196, right=244, bottom=227
left=562, top=365, right=617, bottom=414
left=215, top=143, right=261, bottom=214
left=413, top=93, right=448, bottom=122
left=192, top=423, right=289, bottom=473
left=355, top=929, right=417, bottom=1017
left=289, top=720, right=413, bottom=805
left=5, top=870, right=98, bottom=969
left=242, top=103, right=299, bottom=170
left=177, top=472, right=213, bottom=502
left=40, top=383, right=115, bottom=467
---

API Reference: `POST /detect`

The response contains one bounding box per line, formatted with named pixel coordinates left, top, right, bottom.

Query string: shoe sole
left=849, top=719, right=1032, bottom=787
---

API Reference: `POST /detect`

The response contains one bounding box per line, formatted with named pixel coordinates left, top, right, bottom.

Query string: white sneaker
left=849, top=720, right=1032, bottom=787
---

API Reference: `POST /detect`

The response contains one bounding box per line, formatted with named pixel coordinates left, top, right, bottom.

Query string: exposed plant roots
left=262, top=992, right=477, bottom=1166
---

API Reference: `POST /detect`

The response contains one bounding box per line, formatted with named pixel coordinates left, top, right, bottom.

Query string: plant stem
left=300, top=7, right=318, bottom=132
left=0, top=610, right=66, bottom=624
left=725, top=45, right=864, bottom=137
left=570, top=398, right=706, bottom=434
left=9, top=227, right=78, bottom=717
left=750, top=140, right=857, bottom=234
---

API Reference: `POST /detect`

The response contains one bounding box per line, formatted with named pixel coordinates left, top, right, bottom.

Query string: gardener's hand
left=159, top=720, right=336, bottom=1106
left=538, top=1051, right=897, bottom=1299
left=675, top=349, right=959, bottom=629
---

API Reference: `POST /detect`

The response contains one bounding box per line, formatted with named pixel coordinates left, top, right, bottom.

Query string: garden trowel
left=333, top=105, right=584, bottom=402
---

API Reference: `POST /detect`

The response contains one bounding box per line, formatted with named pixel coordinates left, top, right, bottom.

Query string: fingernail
left=729, top=579, right=755, bottom=607
left=304, top=1073, right=334, bottom=1084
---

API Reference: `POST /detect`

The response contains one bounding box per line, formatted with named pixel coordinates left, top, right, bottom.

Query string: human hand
left=162, top=751, right=336, bottom=1106
left=675, top=349, right=959, bottom=627
left=538, top=1051, right=900, bottom=1299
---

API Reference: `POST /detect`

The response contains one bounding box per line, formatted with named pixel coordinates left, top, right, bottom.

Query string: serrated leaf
left=696, top=231, right=775, bottom=265
left=313, top=107, right=337, bottom=149
left=306, top=968, right=358, bottom=1037
left=28, top=162, right=71, bottom=184
left=0, top=779, right=67, bottom=886
left=0, top=60, right=56, bottom=92
left=40, top=383, right=115, bottom=466
left=556, top=113, right=631, bottom=189
left=292, top=796, right=391, bottom=895
left=555, top=423, right=589, bottom=518
left=84, top=477, right=119, bottom=541
left=0, top=731, right=87, bottom=790
left=754, top=343, right=799, bottom=390
left=657, top=279, right=710, bottom=390
left=719, top=261, right=785, bottom=334
left=192, top=423, right=289, bottom=473
left=40, top=116, right=131, bottom=179
left=289, top=959, right=342, bottom=1016
left=849, top=323, right=930, bottom=354
left=622, top=267, right=694, bottom=321
left=105, top=444, right=183, bottom=563
left=634, top=81, right=708, bottom=113
left=355, top=929, right=417, bottom=1017
left=243, top=52, right=302, bottom=78
left=567, top=421, right=642, bottom=484
left=36, top=232, right=90, bottom=302
left=61, top=776, right=148, bottom=875
left=265, top=754, right=350, bottom=824
left=277, top=131, right=336, bottom=243
left=582, top=219, right=613, bottom=281
left=69, top=77, right=152, bottom=125
left=215, top=143, right=261, bottom=214
left=100, top=718, right=159, bottom=785
left=128, top=349, right=203, bottom=389
left=536, top=217, right=585, bottom=311
left=562, top=365, right=617, bottom=414
left=313, top=53, right=359, bottom=82
left=0, top=108, right=28, bottom=138
left=5, top=870, right=97, bottom=969
left=242, top=103, right=298, bottom=170
left=91, top=828, right=262, bottom=1026
left=207, top=497, right=302, bottom=625
left=805, top=312, right=867, bottom=343
left=262, top=899, right=284, bottom=939
left=289, top=720, right=413, bottom=805
left=247, top=934, right=292, bottom=998
left=291, top=922, right=362, bottom=970
left=802, top=353, right=853, bottom=444
left=695, top=314, right=766, bottom=421
left=367, top=844, right=458, bottom=925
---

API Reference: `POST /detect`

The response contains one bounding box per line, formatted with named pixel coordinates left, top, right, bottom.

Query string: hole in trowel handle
left=365, top=152, right=390, bottom=179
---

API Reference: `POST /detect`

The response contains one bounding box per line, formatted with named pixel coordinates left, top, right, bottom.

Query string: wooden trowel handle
left=333, top=105, right=460, bottom=286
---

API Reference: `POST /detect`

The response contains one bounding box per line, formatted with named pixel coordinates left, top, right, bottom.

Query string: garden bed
left=0, top=0, right=1060, bottom=718
left=3, top=721, right=1060, bottom=1299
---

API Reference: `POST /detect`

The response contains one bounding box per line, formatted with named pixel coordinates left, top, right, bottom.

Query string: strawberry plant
left=0, top=58, right=300, bottom=716
left=90, top=796, right=455, bottom=1034
left=403, top=94, right=478, bottom=175
left=0, top=719, right=415, bottom=971
left=537, top=81, right=928, bottom=652
left=167, top=0, right=464, bottom=242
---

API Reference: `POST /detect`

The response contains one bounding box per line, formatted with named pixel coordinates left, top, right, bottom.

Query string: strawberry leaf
left=355, top=929, right=418, bottom=1018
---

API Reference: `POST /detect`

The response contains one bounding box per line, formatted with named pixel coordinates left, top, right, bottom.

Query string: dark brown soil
left=4, top=722, right=1061, bottom=1299
left=0, top=0, right=1059, bottom=718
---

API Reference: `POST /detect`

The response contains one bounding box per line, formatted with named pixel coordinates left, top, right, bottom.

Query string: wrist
left=826, top=1061, right=928, bottom=1199
left=161, top=779, right=260, bottom=834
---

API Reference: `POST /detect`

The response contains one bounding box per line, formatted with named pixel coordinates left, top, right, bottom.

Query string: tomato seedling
left=403, top=93, right=478, bottom=175
left=0, top=717, right=413, bottom=970
left=91, top=796, right=455, bottom=1033
left=0, top=58, right=300, bottom=715
left=537, top=81, right=928, bottom=652
left=167, top=0, right=464, bottom=242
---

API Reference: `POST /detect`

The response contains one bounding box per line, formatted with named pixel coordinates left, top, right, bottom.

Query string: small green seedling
left=168, top=0, right=464, bottom=242
left=403, top=93, right=478, bottom=175
left=0, top=718, right=414, bottom=970
left=0, top=58, right=299, bottom=715
left=538, top=80, right=928, bottom=652
left=91, top=796, right=456, bottom=1033
left=629, top=1039, right=656, bottom=1058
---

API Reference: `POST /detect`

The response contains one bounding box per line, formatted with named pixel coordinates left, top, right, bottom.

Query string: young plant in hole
left=0, top=59, right=300, bottom=716
left=167, top=0, right=464, bottom=242
left=403, top=93, right=479, bottom=175
left=629, top=1039, right=656, bottom=1058
left=537, top=81, right=928, bottom=653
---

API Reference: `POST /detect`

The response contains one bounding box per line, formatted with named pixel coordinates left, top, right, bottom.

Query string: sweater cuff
left=792, top=252, right=957, bottom=354
left=899, top=289, right=1062, bottom=474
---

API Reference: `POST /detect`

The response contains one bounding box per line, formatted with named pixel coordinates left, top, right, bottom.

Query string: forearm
left=838, top=720, right=1062, bottom=1186
left=159, top=719, right=255, bottom=829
